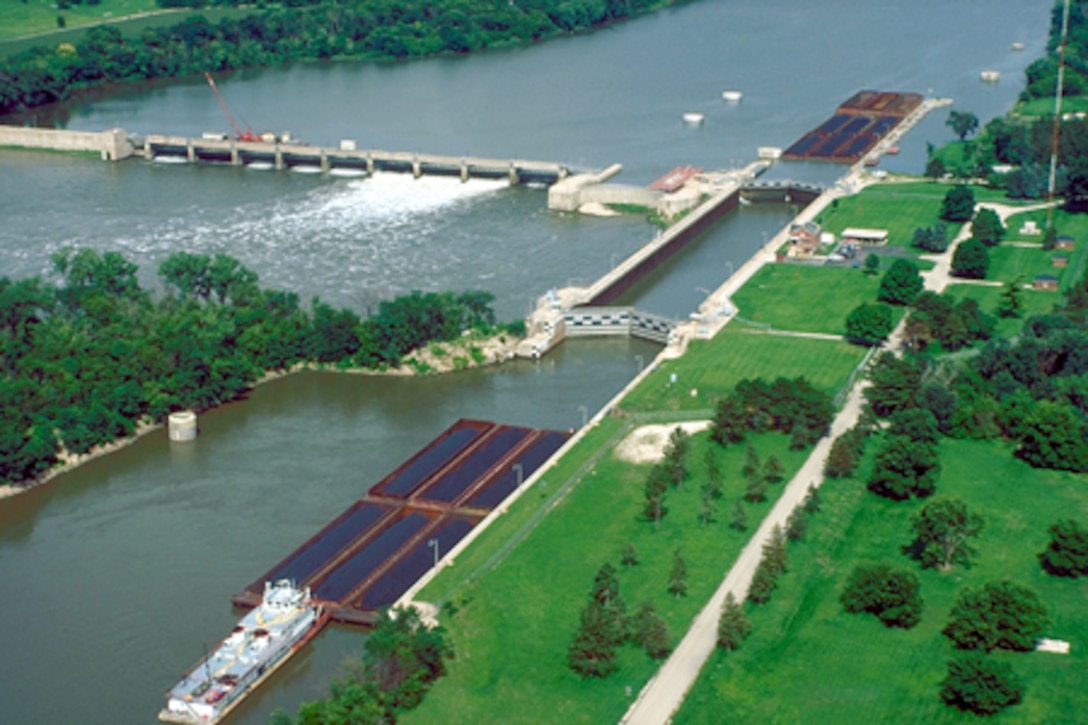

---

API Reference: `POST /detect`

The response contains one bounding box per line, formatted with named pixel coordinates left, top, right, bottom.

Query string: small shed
left=841, top=227, right=889, bottom=246
left=1034, top=274, right=1059, bottom=290
left=1053, top=255, right=1069, bottom=268
left=1020, top=220, right=1040, bottom=235
left=1056, top=235, right=1075, bottom=251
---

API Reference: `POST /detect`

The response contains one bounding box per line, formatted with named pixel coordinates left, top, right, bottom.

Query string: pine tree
left=716, top=592, right=751, bottom=650
left=699, top=483, right=718, bottom=527
left=704, top=447, right=724, bottom=499
left=765, top=524, right=789, bottom=575
left=663, top=427, right=690, bottom=488
left=742, top=443, right=761, bottom=480
left=744, top=473, right=767, bottom=503
left=632, top=601, right=671, bottom=659
left=786, top=506, right=808, bottom=542
left=621, top=542, right=639, bottom=567
left=762, top=453, right=785, bottom=484
left=643, top=465, right=669, bottom=529
left=803, top=484, right=821, bottom=514
left=668, top=548, right=688, bottom=598
left=747, top=557, right=778, bottom=604
left=730, top=500, right=748, bottom=532
left=567, top=603, right=620, bottom=678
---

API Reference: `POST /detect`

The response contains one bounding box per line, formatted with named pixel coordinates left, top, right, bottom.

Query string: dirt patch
left=613, top=421, right=712, bottom=465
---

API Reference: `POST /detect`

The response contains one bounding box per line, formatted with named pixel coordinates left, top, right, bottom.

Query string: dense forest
left=0, top=0, right=680, bottom=117
left=0, top=248, right=519, bottom=486
left=1023, top=0, right=1088, bottom=101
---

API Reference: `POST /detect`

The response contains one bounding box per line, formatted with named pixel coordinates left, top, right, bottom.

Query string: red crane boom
left=205, top=72, right=256, bottom=142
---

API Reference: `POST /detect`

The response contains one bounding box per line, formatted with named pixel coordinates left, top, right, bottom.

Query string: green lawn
left=988, top=245, right=1070, bottom=287
left=731, top=264, right=907, bottom=335
left=1016, top=95, right=1088, bottom=117
left=406, top=430, right=811, bottom=725
left=0, top=0, right=159, bottom=42
left=817, top=182, right=966, bottom=257
left=619, top=326, right=866, bottom=415
left=675, top=437, right=1088, bottom=723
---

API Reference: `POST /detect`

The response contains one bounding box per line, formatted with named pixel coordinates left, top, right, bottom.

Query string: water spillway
left=232, top=418, right=569, bottom=624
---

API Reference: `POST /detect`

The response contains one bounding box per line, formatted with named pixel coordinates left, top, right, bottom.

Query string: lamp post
left=578, top=405, right=588, bottom=428
left=428, top=538, right=439, bottom=569
left=513, top=463, right=523, bottom=486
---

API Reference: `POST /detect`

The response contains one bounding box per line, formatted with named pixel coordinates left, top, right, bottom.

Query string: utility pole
left=1047, top=0, right=1072, bottom=229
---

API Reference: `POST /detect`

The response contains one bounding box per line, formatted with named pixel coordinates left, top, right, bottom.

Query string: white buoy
left=722, top=90, right=743, bottom=102
left=168, top=411, right=197, bottom=442
left=1012, top=42, right=1025, bottom=51
left=682, top=112, right=705, bottom=125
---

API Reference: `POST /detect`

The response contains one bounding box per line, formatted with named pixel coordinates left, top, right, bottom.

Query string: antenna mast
left=1047, top=0, right=1072, bottom=228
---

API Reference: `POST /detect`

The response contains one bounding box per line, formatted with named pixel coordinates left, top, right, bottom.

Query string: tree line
left=0, top=248, right=520, bottom=485
left=0, top=0, right=679, bottom=117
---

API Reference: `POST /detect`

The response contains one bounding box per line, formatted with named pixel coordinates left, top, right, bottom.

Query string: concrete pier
left=0, top=125, right=134, bottom=160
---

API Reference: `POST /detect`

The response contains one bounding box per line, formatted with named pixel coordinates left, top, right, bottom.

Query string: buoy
left=168, top=411, right=197, bottom=442
left=682, top=112, right=704, bottom=125
left=980, top=70, right=1001, bottom=83
left=722, top=90, right=743, bottom=102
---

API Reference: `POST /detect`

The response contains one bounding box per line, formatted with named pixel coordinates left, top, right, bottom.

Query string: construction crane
left=205, top=72, right=256, bottom=142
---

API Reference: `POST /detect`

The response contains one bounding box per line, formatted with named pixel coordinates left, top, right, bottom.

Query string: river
left=0, top=1, right=1048, bottom=723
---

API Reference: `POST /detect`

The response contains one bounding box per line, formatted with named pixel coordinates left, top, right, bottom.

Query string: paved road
left=619, top=195, right=1051, bottom=724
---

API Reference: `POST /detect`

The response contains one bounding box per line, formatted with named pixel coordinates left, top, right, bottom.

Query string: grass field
left=817, top=182, right=966, bottom=256
left=730, top=264, right=904, bottom=336
left=405, top=428, right=812, bottom=725
left=988, top=245, right=1071, bottom=287
left=1016, top=95, right=1088, bottom=117
left=675, top=437, right=1088, bottom=723
left=0, top=0, right=159, bottom=42
left=619, top=326, right=866, bottom=415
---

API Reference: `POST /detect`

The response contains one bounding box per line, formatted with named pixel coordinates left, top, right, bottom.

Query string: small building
left=1053, top=255, right=1069, bottom=268
left=1020, top=220, right=1039, bottom=235
left=841, top=227, right=889, bottom=246
left=788, top=221, right=822, bottom=255
left=1034, top=274, right=1059, bottom=290
left=1056, top=235, right=1075, bottom=251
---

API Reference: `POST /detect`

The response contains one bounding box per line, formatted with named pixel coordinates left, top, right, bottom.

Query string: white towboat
left=160, top=580, right=320, bottom=725
left=682, top=112, right=705, bottom=125
left=722, top=90, right=743, bottom=102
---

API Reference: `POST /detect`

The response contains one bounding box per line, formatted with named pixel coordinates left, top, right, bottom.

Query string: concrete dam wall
left=0, top=125, right=134, bottom=160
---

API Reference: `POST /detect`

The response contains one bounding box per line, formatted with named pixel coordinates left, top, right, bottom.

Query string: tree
left=716, top=593, right=751, bottom=650
left=632, top=601, right=671, bottom=659
left=668, top=548, right=688, bottom=597
left=863, top=252, right=881, bottom=276
left=943, top=581, right=1049, bottom=652
left=867, top=434, right=940, bottom=500
left=730, top=500, right=748, bottom=531
left=1042, top=226, right=1058, bottom=250
left=940, top=653, right=1024, bottom=715
left=703, top=447, right=724, bottom=499
left=710, top=395, right=747, bottom=446
left=762, top=454, right=784, bottom=484
left=765, top=525, right=788, bottom=574
left=878, top=259, right=924, bottom=306
left=825, top=434, right=860, bottom=478
left=1016, top=400, right=1088, bottom=472
left=971, top=207, right=1005, bottom=247
left=951, top=238, right=990, bottom=279
left=888, top=407, right=940, bottom=445
left=840, top=563, right=923, bottom=628
left=946, top=110, right=980, bottom=141
left=621, top=541, right=639, bottom=567
left=785, top=505, right=808, bottom=542
left=698, top=482, right=718, bottom=527
left=912, top=224, right=948, bottom=253
left=865, top=352, right=924, bottom=418
left=940, top=185, right=976, bottom=222
left=742, top=443, right=761, bottom=480
left=567, top=602, right=620, bottom=678
left=662, top=426, right=689, bottom=488
left=924, top=155, right=946, bottom=179
left=909, top=498, right=984, bottom=570
left=1040, top=519, right=1088, bottom=577
left=845, top=302, right=893, bottom=346
left=997, top=278, right=1024, bottom=319
left=743, top=472, right=767, bottom=503
left=643, top=465, right=669, bottom=528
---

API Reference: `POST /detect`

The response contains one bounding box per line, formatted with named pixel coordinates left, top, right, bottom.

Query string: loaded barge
left=161, top=418, right=569, bottom=721
left=782, top=90, right=923, bottom=163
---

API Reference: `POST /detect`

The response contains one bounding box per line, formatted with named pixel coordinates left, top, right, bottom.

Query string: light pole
left=635, top=354, right=644, bottom=372
left=428, top=538, right=439, bottom=569
left=578, top=405, right=588, bottom=428
left=513, top=463, right=523, bottom=486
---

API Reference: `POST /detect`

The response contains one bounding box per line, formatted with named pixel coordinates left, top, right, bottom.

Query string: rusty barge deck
left=232, top=418, right=569, bottom=624
left=782, top=90, right=923, bottom=163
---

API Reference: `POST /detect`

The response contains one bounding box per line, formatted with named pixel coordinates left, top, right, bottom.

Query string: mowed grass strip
left=988, top=245, right=1069, bottom=287
left=731, top=263, right=895, bottom=335
left=818, top=182, right=965, bottom=255
left=675, top=437, right=1088, bottom=723
left=404, top=431, right=809, bottom=725
left=621, top=326, right=865, bottom=414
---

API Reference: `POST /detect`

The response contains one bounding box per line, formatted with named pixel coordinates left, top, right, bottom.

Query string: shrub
left=1040, top=519, right=1088, bottom=577
left=841, top=563, right=923, bottom=628
left=940, top=653, right=1024, bottom=715
left=943, top=581, right=1048, bottom=652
